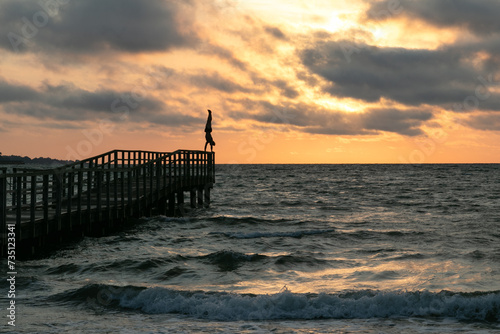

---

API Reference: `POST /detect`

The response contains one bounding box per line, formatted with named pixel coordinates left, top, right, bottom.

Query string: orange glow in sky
left=1, top=0, right=499, bottom=163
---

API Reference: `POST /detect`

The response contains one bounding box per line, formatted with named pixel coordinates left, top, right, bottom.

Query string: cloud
left=0, top=0, right=198, bottom=53
left=229, top=99, right=432, bottom=136
left=0, top=78, right=39, bottom=103
left=0, top=79, right=201, bottom=129
left=300, top=40, right=500, bottom=111
left=264, top=26, right=287, bottom=40
left=362, top=108, right=433, bottom=136
left=366, top=0, right=500, bottom=36
left=465, top=113, right=500, bottom=131
left=199, top=44, right=249, bottom=71
left=271, top=80, right=300, bottom=99
left=144, top=112, right=203, bottom=128
left=190, top=72, right=257, bottom=94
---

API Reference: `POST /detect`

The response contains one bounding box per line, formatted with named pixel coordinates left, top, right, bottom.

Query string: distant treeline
left=0, top=153, right=74, bottom=166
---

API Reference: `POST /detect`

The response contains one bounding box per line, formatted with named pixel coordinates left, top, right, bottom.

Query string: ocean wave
left=209, top=229, right=335, bottom=239
left=206, top=216, right=290, bottom=225
left=54, top=285, right=500, bottom=322
left=200, top=250, right=267, bottom=271
left=338, top=230, right=426, bottom=241
left=44, top=256, right=186, bottom=275
left=274, top=254, right=329, bottom=267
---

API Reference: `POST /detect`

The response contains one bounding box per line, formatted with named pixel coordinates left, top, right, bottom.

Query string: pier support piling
left=190, top=189, right=197, bottom=208
left=197, top=187, right=203, bottom=206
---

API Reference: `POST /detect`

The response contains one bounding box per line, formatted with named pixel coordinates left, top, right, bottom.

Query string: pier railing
left=0, top=149, right=215, bottom=257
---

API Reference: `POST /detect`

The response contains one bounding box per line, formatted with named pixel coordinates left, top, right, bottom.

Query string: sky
left=1, top=0, right=499, bottom=163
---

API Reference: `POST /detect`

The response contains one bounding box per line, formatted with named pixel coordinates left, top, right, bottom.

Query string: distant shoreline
left=0, top=154, right=74, bottom=166
left=0, top=160, right=25, bottom=165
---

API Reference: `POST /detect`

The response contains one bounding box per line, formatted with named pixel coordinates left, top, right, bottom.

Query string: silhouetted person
left=204, top=109, right=215, bottom=152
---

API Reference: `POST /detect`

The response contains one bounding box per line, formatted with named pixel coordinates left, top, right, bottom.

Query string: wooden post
left=86, top=169, right=92, bottom=233
left=143, top=164, right=148, bottom=215
left=135, top=165, right=141, bottom=216
left=30, top=175, right=36, bottom=237
left=190, top=189, right=197, bottom=208
left=118, top=170, right=123, bottom=220
left=43, top=174, right=49, bottom=234
left=15, top=175, right=22, bottom=230
left=204, top=184, right=211, bottom=208
left=197, top=186, right=203, bottom=206
left=105, top=170, right=111, bottom=226
left=168, top=193, right=176, bottom=216
left=77, top=170, right=83, bottom=228
left=96, top=170, right=102, bottom=225
left=162, top=157, right=167, bottom=199
left=127, top=170, right=133, bottom=217
left=54, top=173, right=62, bottom=232
left=209, top=152, right=215, bottom=183
left=177, top=191, right=184, bottom=205
left=0, top=177, right=6, bottom=244
left=22, top=173, right=27, bottom=205
left=185, top=152, right=190, bottom=186
left=168, top=155, right=172, bottom=192
left=148, top=164, right=153, bottom=214
left=67, top=172, right=73, bottom=230
left=113, top=170, right=118, bottom=222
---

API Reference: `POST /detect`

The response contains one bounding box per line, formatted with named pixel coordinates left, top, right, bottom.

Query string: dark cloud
left=366, top=0, right=500, bottom=36
left=145, top=112, right=203, bottom=128
left=300, top=40, right=500, bottom=111
left=40, top=122, right=86, bottom=130
left=465, top=113, right=500, bottom=131
left=0, top=79, right=172, bottom=124
left=264, top=26, right=287, bottom=40
left=42, top=83, right=164, bottom=113
left=271, top=80, right=300, bottom=99
left=0, top=79, right=39, bottom=103
left=362, top=108, right=433, bottom=136
left=0, top=0, right=198, bottom=53
left=229, top=99, right=432, bottom=136
left=3, top=103, right=85, bottom=121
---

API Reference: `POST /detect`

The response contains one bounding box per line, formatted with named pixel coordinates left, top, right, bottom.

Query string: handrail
left=0, top=149, right=213, bottom=177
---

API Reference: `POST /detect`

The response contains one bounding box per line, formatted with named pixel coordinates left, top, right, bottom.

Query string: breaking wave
left=52, top=284, right=500, bottom=322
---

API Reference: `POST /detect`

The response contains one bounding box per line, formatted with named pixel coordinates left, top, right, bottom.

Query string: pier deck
left=0, top=149, right=215, bottom=258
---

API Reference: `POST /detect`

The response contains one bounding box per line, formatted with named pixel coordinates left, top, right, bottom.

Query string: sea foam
left=78, top=285, right=500, bottom=322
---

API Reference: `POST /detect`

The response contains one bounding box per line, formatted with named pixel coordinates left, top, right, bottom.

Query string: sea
left=2, top=164, right=500, bottom=333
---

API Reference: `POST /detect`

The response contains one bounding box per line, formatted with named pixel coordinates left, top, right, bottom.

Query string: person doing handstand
left=204, top=109, right=215, bottom=152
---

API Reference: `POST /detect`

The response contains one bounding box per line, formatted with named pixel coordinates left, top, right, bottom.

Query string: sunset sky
left=1, top=0, right=499, bottom=163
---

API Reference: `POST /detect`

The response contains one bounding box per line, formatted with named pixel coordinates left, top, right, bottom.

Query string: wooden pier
left=0, top=149, right=215, bottom=258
